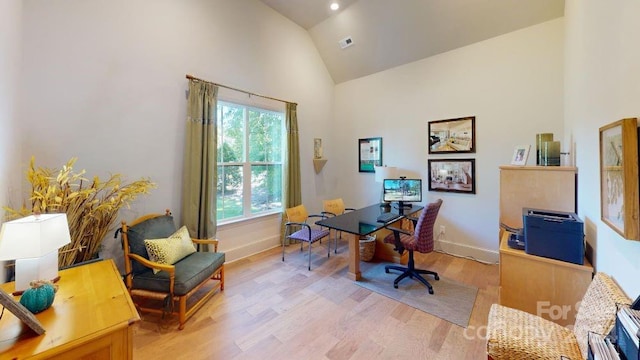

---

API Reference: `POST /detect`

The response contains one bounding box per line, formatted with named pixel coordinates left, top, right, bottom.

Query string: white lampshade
left=374, top=166, right=397, bottom=183
left=0, top=213, right=71, bottom=292
left=0, top=213, right=71, bottom=260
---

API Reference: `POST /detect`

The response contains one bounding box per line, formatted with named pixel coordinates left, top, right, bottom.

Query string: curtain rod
left=186, top=74, right=297, bottom=105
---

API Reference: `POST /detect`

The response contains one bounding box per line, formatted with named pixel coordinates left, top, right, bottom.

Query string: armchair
left=283, top=204, right=331, bottom=271
left=119, top=210, right=224, bottom=330
left=486, top=272, right=631, bottom=359
left=383, top=198, right=443, bottom=294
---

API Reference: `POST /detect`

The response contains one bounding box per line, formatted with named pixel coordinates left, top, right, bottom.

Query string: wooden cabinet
left=0, top=259, right=139, bottom=359
left=498, top=165, right=591, bottom=326
left=499, top=232, right=592, bottom=326
left=499, top=165, right=577, bottom=229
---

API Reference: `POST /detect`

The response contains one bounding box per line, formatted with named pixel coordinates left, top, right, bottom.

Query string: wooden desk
left=499, top=232, right=593, bottom=326
left=316, top=204, right=422, bottom=280
left=0, top=259, right=140, bottom=359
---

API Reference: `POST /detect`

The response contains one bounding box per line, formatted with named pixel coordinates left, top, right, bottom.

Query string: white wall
left=20, top=0, right=334, bottom=264
left=332, top=19, right=565, bottom=262
left=565, top=0, right=640, bottom=297
left=0, top=0, right=23, bottom=282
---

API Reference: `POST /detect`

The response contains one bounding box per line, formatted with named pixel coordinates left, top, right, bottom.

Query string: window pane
left=251, top=164, right=282, bottom=214
left=217, top=103, right=245, bottom=163
left=248, top=109, right=283, bottom=162
left=217, top=165, right=243, bottom=219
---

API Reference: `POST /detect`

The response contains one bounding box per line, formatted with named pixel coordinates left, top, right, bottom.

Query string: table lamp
left=0, top=213, right=71, bottom=293
left=374, top=165, right=397, bottom=206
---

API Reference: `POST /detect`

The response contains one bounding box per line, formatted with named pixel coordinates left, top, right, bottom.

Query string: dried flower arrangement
left=3, top=157, right=156, bottom=268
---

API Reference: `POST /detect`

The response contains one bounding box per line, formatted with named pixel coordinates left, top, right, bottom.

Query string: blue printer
left=523, top=208, right=584, bottom=265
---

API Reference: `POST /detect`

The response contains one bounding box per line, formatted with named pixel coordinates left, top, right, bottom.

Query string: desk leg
left=345, top=232, right=361, bottom=281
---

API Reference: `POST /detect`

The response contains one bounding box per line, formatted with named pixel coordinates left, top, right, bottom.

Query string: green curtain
left=182, top=80, right=218, bottom=251
left=281, top=102, right=302, bottom=245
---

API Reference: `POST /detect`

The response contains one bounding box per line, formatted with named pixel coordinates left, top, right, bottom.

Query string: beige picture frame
left=599, top=117, right=639, bottom=240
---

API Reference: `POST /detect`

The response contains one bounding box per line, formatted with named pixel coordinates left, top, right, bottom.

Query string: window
left=216, top=100, right=284, bottom=221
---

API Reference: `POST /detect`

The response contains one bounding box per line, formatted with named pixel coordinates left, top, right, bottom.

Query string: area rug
left=355, top=261, right=478, bottom=327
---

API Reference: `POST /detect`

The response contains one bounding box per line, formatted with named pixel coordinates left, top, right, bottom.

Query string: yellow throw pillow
left=144, top=226, right=196, bottom=274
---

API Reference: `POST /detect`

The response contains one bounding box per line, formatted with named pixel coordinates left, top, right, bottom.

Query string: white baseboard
left=222, top=236, right=500, bottom=266
left=435, top=239, right=499, bottom=264
left=223, top=235, right=280, bottom=263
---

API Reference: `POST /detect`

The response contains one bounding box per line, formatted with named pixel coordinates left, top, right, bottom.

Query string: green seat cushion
left=132, top=252, right=225, bottom=296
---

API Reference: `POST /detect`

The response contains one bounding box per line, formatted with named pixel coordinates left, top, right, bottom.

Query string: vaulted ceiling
left=259, top=0, right=565, bottom=83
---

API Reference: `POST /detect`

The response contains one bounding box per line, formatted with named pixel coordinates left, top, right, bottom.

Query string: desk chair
left=383, top=199, right=443, bottom=294
left=322, top=198, right=356, bottom=253
left=283, top=205, right=331, bottom=271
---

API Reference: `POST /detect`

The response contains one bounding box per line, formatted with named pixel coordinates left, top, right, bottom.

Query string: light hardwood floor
left=132, top=241, right=499, bottom=359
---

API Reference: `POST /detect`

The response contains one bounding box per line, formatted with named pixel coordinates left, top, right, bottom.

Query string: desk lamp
left=0, top=213, right=71, bottom=293
left=374, top=165, right=397, bottom=207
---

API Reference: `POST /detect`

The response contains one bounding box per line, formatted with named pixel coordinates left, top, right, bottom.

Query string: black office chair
left=383, top=199, right=443, bottom=294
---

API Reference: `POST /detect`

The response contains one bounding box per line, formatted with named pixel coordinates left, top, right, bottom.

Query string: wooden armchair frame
left=120, top=210, right=224, bottom=329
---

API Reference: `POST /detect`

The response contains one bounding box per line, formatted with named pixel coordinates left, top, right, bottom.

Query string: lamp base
left=13, top=250, right=60, bottom=295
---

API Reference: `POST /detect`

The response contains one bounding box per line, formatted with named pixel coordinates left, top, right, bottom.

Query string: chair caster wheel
left=428, top=288, right=434, bottom=295
left=434, top=275, right=440, bottom=280
left=385, top=269, right=390, bottom=274
left=394, top=284, right=398, bottom=289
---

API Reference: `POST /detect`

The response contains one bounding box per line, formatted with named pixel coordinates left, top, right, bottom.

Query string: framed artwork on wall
left=428, top=116, right=476, bottom=154
left=359, top=137, right=382, bottom=173
left=599, top=117, right=639, bottom=240
left=428, top=159, right=476, bottom=194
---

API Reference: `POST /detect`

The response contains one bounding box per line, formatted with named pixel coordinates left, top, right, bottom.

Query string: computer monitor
left=382, top=178, right=422, bottom=209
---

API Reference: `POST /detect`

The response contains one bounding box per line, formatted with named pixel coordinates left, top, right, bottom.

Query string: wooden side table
left=0, top=259, right=139, bottom=359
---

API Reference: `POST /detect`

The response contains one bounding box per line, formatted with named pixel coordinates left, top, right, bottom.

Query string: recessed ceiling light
left=330, top=2, right=339, bottom=11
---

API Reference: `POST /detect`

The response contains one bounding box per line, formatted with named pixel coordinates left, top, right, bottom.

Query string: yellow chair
left=322, top=198, right=355, bottom=253
left=283, top=205, right=331, bottom=270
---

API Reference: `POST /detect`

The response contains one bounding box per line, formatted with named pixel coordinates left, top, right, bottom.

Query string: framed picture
left=359, top=137, right=382, bottom=173
left=428, top=116, right=476, bottom=154
left=428, top=159, right=476, bottom=194
left=599, top=118, right=639, bottom=240
left=511, top=145, right=530, bottom=166
left=0, top=289, right=46, bottom=335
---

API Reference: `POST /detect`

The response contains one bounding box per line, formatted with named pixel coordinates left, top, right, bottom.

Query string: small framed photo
left=313, top=138, right=323, bottom=159
left=0, top=289, right=45, bottom=335
left=358, top=137, right=383, bottom=173
left=428, top=159, right=476, bottom=194
left=511, top=145, right=530, bottom=166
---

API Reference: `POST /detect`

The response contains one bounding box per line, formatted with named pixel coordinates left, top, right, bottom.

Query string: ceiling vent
left=338, top=36, right=354, bottom=49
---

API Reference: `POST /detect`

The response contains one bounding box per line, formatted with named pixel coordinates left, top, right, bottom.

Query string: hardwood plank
left=132, top=241, right=499, bottom=359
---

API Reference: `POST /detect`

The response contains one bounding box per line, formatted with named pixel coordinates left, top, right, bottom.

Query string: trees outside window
left=217, top=101, right=284, bottom=221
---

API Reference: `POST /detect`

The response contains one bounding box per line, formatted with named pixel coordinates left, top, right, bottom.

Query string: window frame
left=216, top=98, right=285, bottom=224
